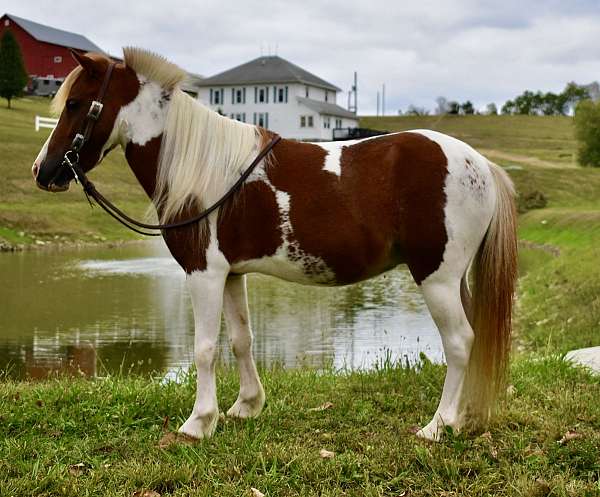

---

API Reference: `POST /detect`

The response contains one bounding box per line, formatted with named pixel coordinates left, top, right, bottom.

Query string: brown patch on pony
left=251, top=132, right=449, bottom=284
left=217, top=180, right=284, bottom=266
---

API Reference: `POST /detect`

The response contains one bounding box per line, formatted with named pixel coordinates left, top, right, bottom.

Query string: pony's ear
left=70, top=49, right=98, bottom=75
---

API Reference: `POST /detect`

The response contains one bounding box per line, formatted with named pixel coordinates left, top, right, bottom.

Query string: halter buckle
left=87, top=100, right=103, bottom=120
left=71, top=133, right=84, bottom=152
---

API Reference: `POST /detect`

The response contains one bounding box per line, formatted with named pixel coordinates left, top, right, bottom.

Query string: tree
left=447, top=101, right=460, bottom=114
left=574, top=100, right=600, bottom=167
left=486, top=103, right=498, bottom=115
left=460, top=100, right=474, bottom=115
left=0, top=30, right=28, bottom=109
left=406, top=105, right=430, bottom=116
left=435, top=96, right=449, bottom=115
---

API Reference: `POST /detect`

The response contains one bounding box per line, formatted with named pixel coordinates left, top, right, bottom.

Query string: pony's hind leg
left=417, top=272, right=474, bottom=441
left=223, top=275, right=265, bottom=418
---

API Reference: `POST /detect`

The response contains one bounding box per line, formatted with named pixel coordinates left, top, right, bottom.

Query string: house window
left=254, top=112, right=269, bottom=128
left=54, top=56, right=62, bottom=64
left=325, top=91, right=328, bottom=102
left=211, top=88, right=223, bottom=105
left=4, top=20, right=9, bottom=27
left=259, top=88, right=265, bottom=102
left=300, top=115, right=313, bottom=128
left=233, top=113, right=245, bottom=122
left=305, top=86, right=309, bottom=98
left=323, top=117, right=331, bottom=129
left=335, top=118, right=342, bottom=128
left=273, top=86, right=288, bottom=103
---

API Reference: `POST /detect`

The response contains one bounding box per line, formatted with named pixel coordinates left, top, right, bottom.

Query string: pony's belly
left=229, top=246, right=338, bottom=286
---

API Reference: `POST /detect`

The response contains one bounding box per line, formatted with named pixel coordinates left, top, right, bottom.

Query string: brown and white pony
left=32, top=48, right=517, bottom=443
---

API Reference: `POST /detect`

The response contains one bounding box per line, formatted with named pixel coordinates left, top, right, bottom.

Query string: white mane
left=123, top=47, right=187, bottom=89
left=154, top=91, right=262, bottom=222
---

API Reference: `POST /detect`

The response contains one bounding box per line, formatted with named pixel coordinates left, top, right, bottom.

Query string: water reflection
left=0, top=242, right=442, bottom=379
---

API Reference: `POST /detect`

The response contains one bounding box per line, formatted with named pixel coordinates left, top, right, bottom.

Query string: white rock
left=565, top=346, right=600, bottom=374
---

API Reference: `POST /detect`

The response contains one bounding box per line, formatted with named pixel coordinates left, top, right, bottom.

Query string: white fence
left=35, top=115, right=58, bottom=131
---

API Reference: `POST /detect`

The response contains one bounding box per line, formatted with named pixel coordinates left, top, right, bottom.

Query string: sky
left=4, top=0, right=600, bottom=114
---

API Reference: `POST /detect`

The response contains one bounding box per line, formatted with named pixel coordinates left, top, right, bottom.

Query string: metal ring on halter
left=62, top=150, right=80, bottom=183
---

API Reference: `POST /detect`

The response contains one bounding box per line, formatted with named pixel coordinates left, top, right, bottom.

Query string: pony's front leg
left=223, top=275, right=265, bottom=418
left=178, top=267, right=228, bottom=439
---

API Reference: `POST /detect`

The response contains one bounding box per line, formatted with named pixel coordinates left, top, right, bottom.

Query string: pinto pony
left=32, top=48, right=517, bottom=443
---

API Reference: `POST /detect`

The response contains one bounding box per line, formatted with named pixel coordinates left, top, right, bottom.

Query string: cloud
left=4, top=0, right=600, bottom=113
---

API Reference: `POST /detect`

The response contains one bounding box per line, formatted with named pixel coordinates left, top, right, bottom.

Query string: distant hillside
left=360, top=114, right=576, bottom=167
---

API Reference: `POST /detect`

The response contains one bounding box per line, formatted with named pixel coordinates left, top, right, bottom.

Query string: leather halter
left=61, top=62, right=281, bottom=236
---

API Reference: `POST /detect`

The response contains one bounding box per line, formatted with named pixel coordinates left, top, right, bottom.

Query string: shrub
left=573, top=100, right=600, bottom=167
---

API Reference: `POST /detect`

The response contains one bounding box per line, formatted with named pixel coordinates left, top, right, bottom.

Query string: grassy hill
left=0, top=97, right=147, bottom=246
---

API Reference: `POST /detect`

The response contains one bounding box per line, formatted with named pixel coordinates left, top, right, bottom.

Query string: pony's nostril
left=32, top=163, right=40, bottom=179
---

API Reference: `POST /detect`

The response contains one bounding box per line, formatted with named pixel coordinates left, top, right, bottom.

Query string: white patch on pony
left=33, top=129, right=54, bottom=168
left=317, top=141, right=347, bottom=176
left=118, top=76, right=169, bottom=147
left=232, top=174, right=336, bottom=285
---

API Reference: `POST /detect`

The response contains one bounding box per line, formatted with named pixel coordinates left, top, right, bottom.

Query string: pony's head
left=32, top=48, right=186, bottom=192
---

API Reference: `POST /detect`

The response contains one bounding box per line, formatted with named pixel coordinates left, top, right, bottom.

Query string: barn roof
left=3, top=13, right=105, bottom=53
left=198, top=55, right=341, bottom=91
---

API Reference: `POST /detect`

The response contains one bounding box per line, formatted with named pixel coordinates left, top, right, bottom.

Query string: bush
left=573, top=100, right=600, bottom=167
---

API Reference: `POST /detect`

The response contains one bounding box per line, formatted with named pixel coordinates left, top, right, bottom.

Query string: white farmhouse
left=196, top=55, right=358, bottom=141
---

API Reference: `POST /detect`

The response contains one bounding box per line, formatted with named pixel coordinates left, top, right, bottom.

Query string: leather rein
left=61, top=61, right=281, bottom=237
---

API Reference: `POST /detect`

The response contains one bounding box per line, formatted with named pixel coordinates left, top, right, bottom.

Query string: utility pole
left=376, top=91, right=380, bottom=116
left=382, top=84, right=386, bottom=116
left=348, top=71, right=358, bottom=114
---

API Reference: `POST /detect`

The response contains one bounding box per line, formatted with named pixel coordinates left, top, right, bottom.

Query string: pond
left=0, top=241, right=442, bottom=379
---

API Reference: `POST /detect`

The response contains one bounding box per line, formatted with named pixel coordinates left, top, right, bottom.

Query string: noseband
left=61, top=62, right=281, bottom=236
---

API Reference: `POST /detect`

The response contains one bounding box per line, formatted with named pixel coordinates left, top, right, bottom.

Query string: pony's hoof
left=157, top=431, right=199, bottom=449
left=227, top=393, right=265, bottom=419
left=415, top=421, right=444, bottom=442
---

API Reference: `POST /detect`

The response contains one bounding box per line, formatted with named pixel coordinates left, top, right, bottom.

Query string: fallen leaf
left=161, top=415, right=169, bottom=432
left=68, top=462, right=88, bottom=476
left=36, top=399, right=44, bottom=407
left=407, top=425, right=420, bottom=434
left=480, top=431, right=492, bottom=441
left=506, top=384, right=517, bottom=397
left=533, top=478, right=551, bottom=497
left=559, top=430, right=583, bottom=445
left=133, top=491, right=161, bottom=497
left=319, top=448, right=335, bottom=459
left=250, top=488, right=265, bottom=497
left=309, top=402, right=334, bottom=412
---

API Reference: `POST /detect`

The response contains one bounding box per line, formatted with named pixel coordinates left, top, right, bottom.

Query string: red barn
left=0, top=13, right=105, bottom=80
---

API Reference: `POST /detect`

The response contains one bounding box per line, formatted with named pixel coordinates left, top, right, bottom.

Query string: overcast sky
left=4, top=0, right=600, bottom=114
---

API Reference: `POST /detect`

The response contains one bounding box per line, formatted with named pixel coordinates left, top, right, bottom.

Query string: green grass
left=0, top=97, right=147, bottom=246
left=1, top=359, right=599, bottom=497
left=360, top=114, right=577, bottom=165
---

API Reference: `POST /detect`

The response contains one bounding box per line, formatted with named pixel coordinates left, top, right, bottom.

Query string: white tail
left=462, top=162, right=518, bottom=425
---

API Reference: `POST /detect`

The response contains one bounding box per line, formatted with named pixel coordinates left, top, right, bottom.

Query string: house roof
left=198, top=55, right=341, bottom=91
left=297, top=97, right=357, bottom=119
left=3, top=13, right=105, bottom=53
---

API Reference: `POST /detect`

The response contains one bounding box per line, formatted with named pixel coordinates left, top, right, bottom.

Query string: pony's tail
left=462, top=162, right=518, bottom=426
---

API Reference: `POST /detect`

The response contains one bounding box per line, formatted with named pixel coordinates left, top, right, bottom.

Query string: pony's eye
left=66, top=99, right=79, bottom=111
